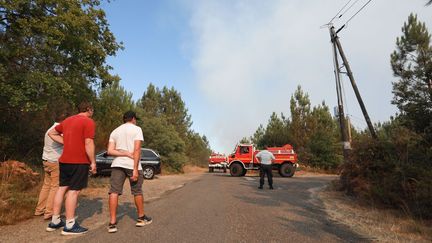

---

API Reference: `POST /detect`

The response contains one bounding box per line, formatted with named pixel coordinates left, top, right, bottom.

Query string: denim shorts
left=109, top=167, right=143, bottom=195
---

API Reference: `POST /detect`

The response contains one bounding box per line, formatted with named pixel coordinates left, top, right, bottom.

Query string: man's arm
left=131, top=140, right=142, bottom=181
left=256, top=152, right=261, bottom=163
left=85, top=138, right=97, bottom=174
left=107, top=142, right=133, bottom=158
left=48, top=128, right=63, bottom=144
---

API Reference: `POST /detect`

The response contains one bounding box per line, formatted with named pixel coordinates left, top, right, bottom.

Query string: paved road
left=70, top=173, right=367, bottom=243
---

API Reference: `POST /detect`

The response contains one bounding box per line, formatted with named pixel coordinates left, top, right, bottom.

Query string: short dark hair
left=55, top=113, right=68, bottom=123
left=77, top=101, right=93, bottom=113
left=123, top=110, right=140, bottom=123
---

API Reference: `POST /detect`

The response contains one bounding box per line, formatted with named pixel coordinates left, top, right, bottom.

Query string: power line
left=340, top=0, right=362, bottom=20
left=344, top=0, right=373, bottom=26
left=329, top=0, right=353, bottom=24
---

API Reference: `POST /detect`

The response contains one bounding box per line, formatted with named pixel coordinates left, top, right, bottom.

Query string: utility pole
left=329, top=26, right=351, bottom=161
left=330, top=26, right=378, bottom=139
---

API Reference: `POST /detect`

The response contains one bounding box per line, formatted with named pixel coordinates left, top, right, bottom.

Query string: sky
left=101, top=0, right=432, bottom=154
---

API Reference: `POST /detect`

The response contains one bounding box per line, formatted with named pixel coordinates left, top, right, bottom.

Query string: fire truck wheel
left=230, top=163, right=244, bottom=177
left=279, top=163, right=295, bottom=177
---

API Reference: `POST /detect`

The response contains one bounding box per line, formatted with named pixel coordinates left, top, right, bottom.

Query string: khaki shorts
left=109, top=167, right=143, bottom=195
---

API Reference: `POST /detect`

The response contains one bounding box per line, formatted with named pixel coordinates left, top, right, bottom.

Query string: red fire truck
left=228, top=144, right=298, bottom=177
left=208, top=153, right=227, bottom=173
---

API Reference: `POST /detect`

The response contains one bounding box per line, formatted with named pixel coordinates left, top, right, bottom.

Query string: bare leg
left=109, top=193, right=119, bottom=224
left=64, top=190, right=80, bottom=220
left=52, top=186, right=69, bottom=216
left=134, top=194, right=144, bottom=217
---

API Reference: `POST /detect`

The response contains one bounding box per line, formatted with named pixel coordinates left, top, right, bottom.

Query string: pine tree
left=390, top=14, right=432, bottom=140
left=289, top=86, right=312, bottom=149
left=93, top=81, right=135, bottom=151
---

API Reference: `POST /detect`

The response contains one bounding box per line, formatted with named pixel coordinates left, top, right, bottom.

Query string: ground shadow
left=75, top=197, right=104, bottom=222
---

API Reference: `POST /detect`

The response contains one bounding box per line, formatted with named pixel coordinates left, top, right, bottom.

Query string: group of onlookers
left=35, top=101, right=152, bottom=235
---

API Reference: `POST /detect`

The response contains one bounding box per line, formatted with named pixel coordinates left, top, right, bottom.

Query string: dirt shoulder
left=0, top=169, right=205, bottom=243
left=318, top=181, right=432, bottom=242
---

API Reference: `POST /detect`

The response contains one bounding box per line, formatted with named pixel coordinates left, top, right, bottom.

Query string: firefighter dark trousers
left=259, top=164, right=273, bottom=187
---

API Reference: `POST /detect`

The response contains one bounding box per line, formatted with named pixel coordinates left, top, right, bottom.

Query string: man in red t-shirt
left=46, top=101, right=96, bottom=235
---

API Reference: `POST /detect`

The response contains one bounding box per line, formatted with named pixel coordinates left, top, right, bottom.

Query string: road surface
left=70, top=173, right=367, bottom=243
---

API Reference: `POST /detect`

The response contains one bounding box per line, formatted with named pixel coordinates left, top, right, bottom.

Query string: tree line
left=0, top=0, right=211, bottom=172
left=241, top=86, right=343, bottom=171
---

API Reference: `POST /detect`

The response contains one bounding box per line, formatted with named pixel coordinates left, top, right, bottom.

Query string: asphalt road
left=69, top=173, right=367, bottom=243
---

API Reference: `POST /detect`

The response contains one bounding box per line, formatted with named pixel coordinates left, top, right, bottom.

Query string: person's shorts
left=59, top=163, right=89, bottom=190
left=109, top=167, right=143, bottom=196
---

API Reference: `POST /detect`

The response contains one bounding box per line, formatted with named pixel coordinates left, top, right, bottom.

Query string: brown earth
left=318, top=183, right=432, bottom=242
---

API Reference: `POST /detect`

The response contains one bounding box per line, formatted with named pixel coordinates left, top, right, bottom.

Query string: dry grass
left=319, top=184, right=432, bottom=242
left=0, top=161, right=41, bottom=226
left=299, top=164, right=339, bottom=175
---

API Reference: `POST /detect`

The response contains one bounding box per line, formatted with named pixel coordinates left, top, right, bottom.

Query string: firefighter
left=256, top=147, right=275, bottom=189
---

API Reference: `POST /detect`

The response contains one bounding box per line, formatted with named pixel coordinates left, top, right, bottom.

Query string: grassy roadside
left=319, top=181, right=432, bottom=242
left=0, top=161, right=41, bottom=225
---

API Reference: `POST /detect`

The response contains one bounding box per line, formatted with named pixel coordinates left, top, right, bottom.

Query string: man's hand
left=131, top=169, right=139, bottom=181
left=90, top=163, right=97, bottom=175
left=126, top=151, right=134, bottom=159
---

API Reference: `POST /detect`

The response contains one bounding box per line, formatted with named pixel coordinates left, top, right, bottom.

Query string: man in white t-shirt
left=107, top=111, right=152, bottom=233
left=256, top=147, right=275, bottom=190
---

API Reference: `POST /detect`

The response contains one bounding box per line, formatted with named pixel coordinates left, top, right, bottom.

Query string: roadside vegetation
left=340, top=13, right=432, bottom=220
left=0, top=161, right=40, bottom=225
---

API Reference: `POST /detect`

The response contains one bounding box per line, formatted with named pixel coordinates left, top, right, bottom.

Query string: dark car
left=95, top=148, right=161, bottom=179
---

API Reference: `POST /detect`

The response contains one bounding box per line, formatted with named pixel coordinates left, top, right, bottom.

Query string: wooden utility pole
left=329, top=26, right=378, bottom=140
left=329, top=27, right=351, bottom=160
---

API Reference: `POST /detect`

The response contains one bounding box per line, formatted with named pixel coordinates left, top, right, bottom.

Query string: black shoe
left=46, top=220, right=65, bottom=232
left=61, top=222, right=88, bottom=235
left=258, top=186, right=263, bottom=189
left=136, top=215, right=152, bottom=227
left=269, top=186, right=274, bottom=190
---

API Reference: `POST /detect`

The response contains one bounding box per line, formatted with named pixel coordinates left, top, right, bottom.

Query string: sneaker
left=61, top=222, right=88, bottom=235
left=108, top=222, right=117, bottom=233
left=258, top=186, right=263, bottom=189
left=269, top=186, right=274, bottom=190
left=46, top=220, right=65, bottom=232
left=136, top=215, right=152, bottom=227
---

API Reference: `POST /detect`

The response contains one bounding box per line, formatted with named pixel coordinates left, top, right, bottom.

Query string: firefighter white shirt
left=256, top=150, right=275, bottom=165
left=109, top=123, right=144, bottom=170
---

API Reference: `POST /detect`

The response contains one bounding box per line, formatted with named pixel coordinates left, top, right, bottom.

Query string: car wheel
left=143, top=166, right=155, bottom=179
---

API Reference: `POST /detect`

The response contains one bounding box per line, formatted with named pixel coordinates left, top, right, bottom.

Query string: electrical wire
left=339, top=0, right=362, bottom=20
left=344, top=0, right=373, bottom=26
left=329, top=0, right=353, bottom=24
